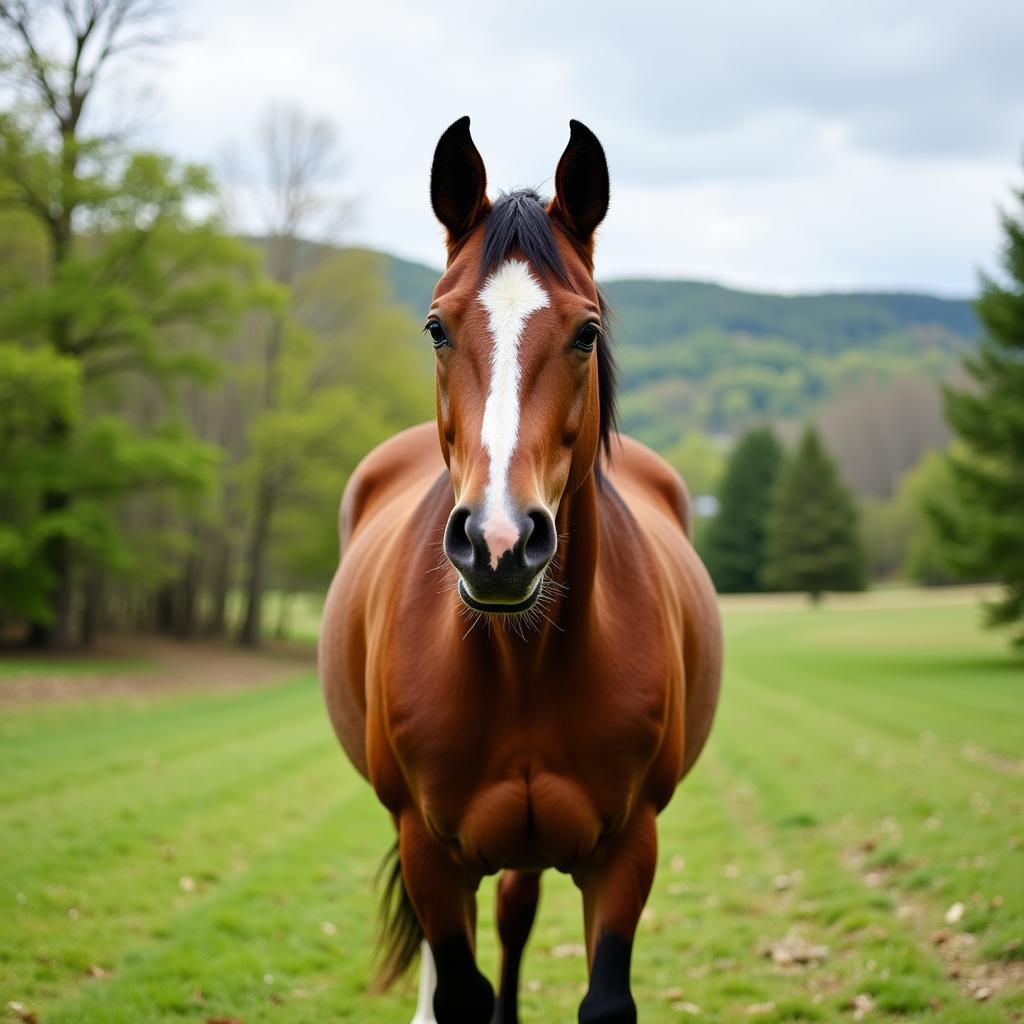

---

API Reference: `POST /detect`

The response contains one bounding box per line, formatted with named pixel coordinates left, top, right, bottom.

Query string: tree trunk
left=80, top=569, right=103, bottom=648
left=176, top=540, right=203, bottom=639
left=238, top=480, right=275, bottom=648
left=275, top=589, right=292, bottom=641
left=205, top=536, right=232, bottom=636
left=155, top=584, right=176, bottom=634
left=29, top=129, right=79, bottom=651
left=28, top=489, right=74, bottom=650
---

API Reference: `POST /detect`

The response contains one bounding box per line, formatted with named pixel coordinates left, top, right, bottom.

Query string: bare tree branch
left=0, top=2, right=63, bottom=119
left=0, top=0, right=175, bottom=131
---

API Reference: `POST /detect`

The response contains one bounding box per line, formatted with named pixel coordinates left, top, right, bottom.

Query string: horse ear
left=549, top=119, right=609, bottom=245
left=430, top=116, right=490, bottom=247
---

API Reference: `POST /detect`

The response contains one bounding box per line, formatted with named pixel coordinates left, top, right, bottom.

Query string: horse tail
left=373, top=839, right=424, bottom=991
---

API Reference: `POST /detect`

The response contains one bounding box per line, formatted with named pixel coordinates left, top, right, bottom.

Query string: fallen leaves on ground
left=944, top=901, right=965, bottom=924
left=671, top=1000, right=701, bottom=1015
left=759, top=934, right=829, bottom=967
left=849, top=992, right=875, bottom=1020
left=550, top=942, right=586, bottom=959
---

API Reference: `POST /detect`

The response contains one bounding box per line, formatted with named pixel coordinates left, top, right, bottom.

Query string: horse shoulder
left=339, top=421, right=444, bottom=551
left=321, top=420, right=445, bottom=782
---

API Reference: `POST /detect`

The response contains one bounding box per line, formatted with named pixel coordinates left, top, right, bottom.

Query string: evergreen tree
left=762, top=427, right=865, bottom=601
left=703, top=427, right=783, bottom=592
left=930, top=170, right=1024, bottom=647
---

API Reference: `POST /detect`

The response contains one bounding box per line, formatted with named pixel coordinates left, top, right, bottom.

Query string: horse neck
left=477, top=465, right=601, bottom=657
left=552, top=466, right=601, bottom=624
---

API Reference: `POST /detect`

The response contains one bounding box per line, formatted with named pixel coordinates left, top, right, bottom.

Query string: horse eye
left=574, top=323, right=599, bottom=352
left=425, top=320, right=448, bottom=349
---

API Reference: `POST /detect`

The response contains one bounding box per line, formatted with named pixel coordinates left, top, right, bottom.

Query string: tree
left=663, top=432, right=725, bottom=499
left=0, top=1, right=262, bottom=646
left=231, top=106, right=346, bottom=647
left=762, top=427, right=866, bottom=601
left=817, top=373, right=952, bottom=499
left=903, top=450, right=961, bottom=587
left=930, top=171, right=1024, bottom=646
left=703, top=427, right=783, bottom=592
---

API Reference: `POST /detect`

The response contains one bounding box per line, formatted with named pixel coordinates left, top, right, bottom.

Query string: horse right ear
left=430, top=116, right=490, bottom=249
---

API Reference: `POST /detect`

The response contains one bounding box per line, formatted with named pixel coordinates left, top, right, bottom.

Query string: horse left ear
left=549, top=119, right=609, bottom=246
left=431, top=115, right=491, bottom=248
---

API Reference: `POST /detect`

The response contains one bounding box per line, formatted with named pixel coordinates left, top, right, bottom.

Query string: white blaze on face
left=478, top=259, right=549, bottom=570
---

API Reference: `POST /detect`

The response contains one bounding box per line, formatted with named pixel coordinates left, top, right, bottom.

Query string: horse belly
left=456, top=772, right=604, bottom=872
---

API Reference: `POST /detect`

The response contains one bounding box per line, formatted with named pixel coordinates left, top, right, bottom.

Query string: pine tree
left=930, top=171, right=1024, bottom=647
left=762, top=427, right=865, bottom=601
left=703, top=427, right=783, bottom=592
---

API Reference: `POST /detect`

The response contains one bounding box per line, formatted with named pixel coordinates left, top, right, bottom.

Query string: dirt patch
left=844, top=841, right=1024, bottom=1006
left=931, top=929, right=1024, bottom=1004
left=0, top=637, right=316, bottom=706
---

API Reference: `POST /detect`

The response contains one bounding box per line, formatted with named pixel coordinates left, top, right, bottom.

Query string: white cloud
left=105, top=0, right=1023, bottom=293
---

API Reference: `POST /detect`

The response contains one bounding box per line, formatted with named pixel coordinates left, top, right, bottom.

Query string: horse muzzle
left=444, top=504, right=556, bottom=612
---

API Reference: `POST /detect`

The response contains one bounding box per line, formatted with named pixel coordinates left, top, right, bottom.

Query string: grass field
left=1, top=589, right=1022, bottom=1023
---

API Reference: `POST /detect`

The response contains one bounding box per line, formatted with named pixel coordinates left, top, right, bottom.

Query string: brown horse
left=319, top=117, right=722, bottom=1024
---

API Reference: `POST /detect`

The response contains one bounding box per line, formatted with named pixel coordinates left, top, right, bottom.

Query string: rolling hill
left=377, top=249, right=978, bottom=450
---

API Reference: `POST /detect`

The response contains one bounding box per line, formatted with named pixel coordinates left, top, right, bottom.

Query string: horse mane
left=481, top=189, right=618, bottom=463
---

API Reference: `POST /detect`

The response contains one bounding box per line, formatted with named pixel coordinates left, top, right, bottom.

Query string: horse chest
left=385, top=661, right=673, bottom=873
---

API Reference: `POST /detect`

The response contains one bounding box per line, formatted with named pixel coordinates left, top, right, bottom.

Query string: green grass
left=0, top=655, right=157, bottom=679
left=1, top=590, right=1021, bottom=1022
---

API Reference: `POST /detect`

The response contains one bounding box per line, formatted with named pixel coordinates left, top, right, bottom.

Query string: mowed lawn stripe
left=38, top=785, right=400, bottom=1024
left=751, top=647, right=1024, bottom=756
left=1, top=678, right=364, bottom=1012
left=725, top=603, right=1023, bottom=724
left=717, top=664, right=1022, bottom=1011
left=1, top=590, right=1020, bottom=1023
left=0, top=673, right=321, bottom=805
left=1, top=685, right=338, bottom=887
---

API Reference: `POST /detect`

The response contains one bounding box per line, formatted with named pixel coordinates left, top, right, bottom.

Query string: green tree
left=663, top=432, right=725, bottom=498
left=0, top=2, right=262, bottom=646
left=903, top=450, right=961, bottom=586
left=762, top=427, right=865, bottom=601
left=703, top=427, right=783, bottom=592
left=930, top=172, right=1024, bottom=646
left=237, top=249, right=432, bottom=645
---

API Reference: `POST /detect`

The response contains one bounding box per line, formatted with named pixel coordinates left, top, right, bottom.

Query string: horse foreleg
left=491, top=869, right=542, bottom=1024
left=574, top=807, right=658, bottom=1024
left=410, top=941, right=437, bottom=1023
left=399, top=812, right=495, bottom=1024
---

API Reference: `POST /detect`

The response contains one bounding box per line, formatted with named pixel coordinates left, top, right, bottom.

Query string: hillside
left=376, top=249, right=977, bottom=450
left=258, top=239, right=977, bottom=452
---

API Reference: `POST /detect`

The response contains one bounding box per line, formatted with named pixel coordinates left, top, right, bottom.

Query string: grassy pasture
left=1, top=588, right=1021, bottom=1023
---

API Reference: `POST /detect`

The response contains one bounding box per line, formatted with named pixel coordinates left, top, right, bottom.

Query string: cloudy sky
left=125, top=0, right=1023, bottom=294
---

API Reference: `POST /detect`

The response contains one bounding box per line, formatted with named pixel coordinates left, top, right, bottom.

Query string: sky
left=115, top=0, right=1024, bottom=294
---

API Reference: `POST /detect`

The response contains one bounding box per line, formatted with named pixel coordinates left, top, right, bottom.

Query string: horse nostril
left=523, top=510, right=556, bottom=570
left=444, top=507, right=474, bottom=570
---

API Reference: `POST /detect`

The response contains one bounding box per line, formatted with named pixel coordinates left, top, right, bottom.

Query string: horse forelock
left=474, top=190, right=618, bottom=463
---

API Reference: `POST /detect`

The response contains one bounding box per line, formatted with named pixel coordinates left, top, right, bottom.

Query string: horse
left=319, top=116, right=722, bottom=1024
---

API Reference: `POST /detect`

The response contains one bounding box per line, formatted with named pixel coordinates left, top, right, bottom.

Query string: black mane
left=481, top=189, right=619, bottom=462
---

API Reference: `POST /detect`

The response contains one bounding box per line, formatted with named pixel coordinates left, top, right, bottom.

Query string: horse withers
left=319, top=117, right=722, bottom=1024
